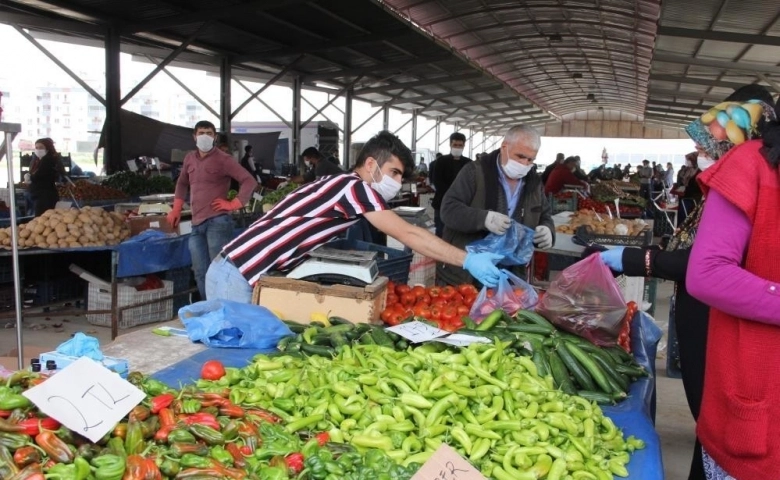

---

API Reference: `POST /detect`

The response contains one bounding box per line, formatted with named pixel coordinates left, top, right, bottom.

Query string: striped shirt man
left=223, top=173, right=387, bottom=286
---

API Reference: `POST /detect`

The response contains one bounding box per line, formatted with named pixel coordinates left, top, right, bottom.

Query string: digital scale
left=286, top=245, right=379, bottom=287
left=137, top=194, right=176, bottom=215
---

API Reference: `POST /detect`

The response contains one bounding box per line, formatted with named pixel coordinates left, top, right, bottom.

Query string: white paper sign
left=23, top=357, right=145, bottom=442
left=411, top=444, right=487, bottom=480
left=386, top=321, right=449, bottom=343
left=435, top=334, right=492, bottom=347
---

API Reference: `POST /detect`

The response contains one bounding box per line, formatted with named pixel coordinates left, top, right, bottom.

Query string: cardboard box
left=253, top=276, right=388, bottom=324
left=129, top=215, right=177, bottom=236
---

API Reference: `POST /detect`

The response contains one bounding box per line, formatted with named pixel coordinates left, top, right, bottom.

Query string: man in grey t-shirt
left=292, top=147, right=343, bottom=183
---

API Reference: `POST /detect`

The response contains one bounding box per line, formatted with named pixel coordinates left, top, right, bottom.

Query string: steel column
left=480, top=130, right=486, bottom=154
left=468, top=128, right=474, bottom=158
left=344, top=87, right=354, bottom=168
left=105, top=27, right=122, bottom=174
left=220, top=57, right=232, bottom=133
left=1, top=123, right=23, bottom=369
left=411, top=110, right=418, bottom=153
left=292, top=76, right=302, bottom=164
left=434, top=117, right=441, bottom=153
left=382, top=105, right=390, bottom=131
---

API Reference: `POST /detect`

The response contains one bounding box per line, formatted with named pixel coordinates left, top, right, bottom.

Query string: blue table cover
left=150, top=312, right=664, bottom=479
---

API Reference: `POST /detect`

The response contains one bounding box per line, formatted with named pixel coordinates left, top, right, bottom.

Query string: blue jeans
left=205, top=254, right=253, bottom=303
left=189, top=214, right=235, bottom=300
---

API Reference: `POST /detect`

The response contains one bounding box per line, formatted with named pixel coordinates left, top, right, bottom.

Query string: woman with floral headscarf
left=686, top=96, right=780, bottom=479
left=596, top=84, right=776, bottom=480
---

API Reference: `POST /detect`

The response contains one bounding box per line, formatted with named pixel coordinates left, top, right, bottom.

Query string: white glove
left=485, top=211, right=512, bottom=235
left=534, top=225, right=553, bottom=249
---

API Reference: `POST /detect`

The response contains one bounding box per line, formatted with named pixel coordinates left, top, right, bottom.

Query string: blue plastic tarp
left=116, top=231, right=191, bottom=277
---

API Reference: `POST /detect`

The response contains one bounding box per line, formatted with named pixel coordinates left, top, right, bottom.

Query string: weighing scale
left=286, top=245, right=379, bottom=287
left=137, top=194, right=176, bottom=215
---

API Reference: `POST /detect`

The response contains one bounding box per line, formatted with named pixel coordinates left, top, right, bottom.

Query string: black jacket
left=431, top=154, right=472, bottom=209
left=29, top=154, right=61, bottom=198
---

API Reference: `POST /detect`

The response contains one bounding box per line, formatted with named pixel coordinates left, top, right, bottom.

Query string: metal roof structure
left=1, top=0, right=779, bottom=134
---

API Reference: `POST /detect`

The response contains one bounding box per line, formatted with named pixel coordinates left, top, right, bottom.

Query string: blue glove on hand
left=463, top=252, right=503, bottom=287
left=599, top=246, right=625, bottom=273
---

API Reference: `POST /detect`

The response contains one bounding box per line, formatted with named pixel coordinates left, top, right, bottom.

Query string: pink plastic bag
left=469, top=270, right=539, bottom=322
left=536, top=254, right=627, bottom=346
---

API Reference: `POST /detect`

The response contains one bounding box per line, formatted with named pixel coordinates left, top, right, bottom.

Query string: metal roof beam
left=653, top=52, right=780, bottom=75
left=234, top=30, right=406, bottom=62
left=441, top=19, right=657, bottom=41
left=0, top=10, right=103, bottom=34
left=646, top=99, right=711, bottom=110
left=423, top=99, right=536, bottom=112
left=648, top=88, right=732, bottom=103
left=303, top=54, right=452, bottom=81
left=657, top=26, right=780, bottom=47
left=384, top=86, right=504, bottom=106
left=649, top=74, right=754, bottom=90
left=355, top=73, right=484, bottom=94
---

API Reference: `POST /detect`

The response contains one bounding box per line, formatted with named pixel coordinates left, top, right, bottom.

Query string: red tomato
left=513, top=288, right=527, bottom=297
left=411, top=285, right=427, bottom=297
left=440, top=286, right=456, bottom=300
left=457, top=284, right=478, bottom=297
left=429, top=306, right=443, bottom=321
left=449, top=317, right=465, bottom=331
left=395, top=284, right=411, bottom=296
left=381, top=309, right=394, bottom=323
left=463, top=294, right=477, bottom=308
left=450, top=292, right=464, bottom=304
left=440, top=306, right=458, bottom=324
left=414, top=304, right=432, bottom=319
left=201, top=360, right=226, bottom=380
left=428, top=287, right=441, bottom=298
left=432, top=298, right=448, bottom=308
left=417, top=293, right=431, bottom=305
left=486, top=289, right=495, bottom=298
left=387, top=281, right=396, bottom=294
left=456, top=305, right=470, bottom=316
left=400, top=292, right=416, bottom=307
left=387, top=312, right=404, bottom=326
left=386, top=294, right=399, bottom=306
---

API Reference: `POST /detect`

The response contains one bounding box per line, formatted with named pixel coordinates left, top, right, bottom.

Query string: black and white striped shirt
left=223, top=173, right=387, bottom=286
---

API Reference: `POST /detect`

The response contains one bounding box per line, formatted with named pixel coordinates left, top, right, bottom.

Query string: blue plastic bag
left=179, top=300, right=293, bottom=349
left=469, top=270, right=538, bottom=322
left=466, top=221, right=535, bottom=266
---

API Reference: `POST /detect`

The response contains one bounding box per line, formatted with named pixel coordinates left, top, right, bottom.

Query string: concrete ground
left=1, top=281, right=693, bottom=479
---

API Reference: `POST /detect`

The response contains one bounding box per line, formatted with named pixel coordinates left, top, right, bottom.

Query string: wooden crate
left=252, top=276, right=388, bottom=324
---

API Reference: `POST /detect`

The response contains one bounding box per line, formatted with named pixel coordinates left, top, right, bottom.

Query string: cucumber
left=282, top=322, right=306, bottom=334
left=330, top=332, right=348, bottom=348
left=505, top=324, right=556, bottom=335
left=329, top=316, right=352, bottom=325
left=370, top=328, right=395, bottom=347
left=277, top=336, right=293, bottom=352
left=359, top=332, right=376, bottom=345
left=532, top=348, right=550, bottom=378
left=615, top=364, right=648, bottom=378
left=301, top=344, right=335, bottom=357
left=396, top=340, right=409, bottom=350
left=311, top=334, right=333, bottom=346
left=548, top=349, right=577, bottom=395
left=321, top=324, right=355, bottom=335
left=309, top=321, right=327, bottom=328
left=576, top=390, right=615, bottom=405
left=589, top=350, right=629, bottom=392
left=564, top=342, right=613, bottom=395
left=556, top=342, right=596, bottom=391
left=514, top=310, right=557, bottom=334
left=606, top=346, right=634, bottom=364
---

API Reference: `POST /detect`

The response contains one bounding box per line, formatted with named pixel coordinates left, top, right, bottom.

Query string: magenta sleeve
left=688, top=190, right=780, bottom=325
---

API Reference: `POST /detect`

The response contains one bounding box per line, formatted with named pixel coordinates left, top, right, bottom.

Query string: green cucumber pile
left=203, top=343, right=645, bottom=479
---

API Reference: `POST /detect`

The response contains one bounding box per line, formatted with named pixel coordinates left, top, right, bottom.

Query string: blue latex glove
left=463, top=252, right=503, bottom=287
left=599, top=246, right=626, bottom=273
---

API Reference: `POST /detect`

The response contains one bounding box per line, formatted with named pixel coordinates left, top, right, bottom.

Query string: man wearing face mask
left=436, top=125, right=556, bottom=287
left=291, top=147, right=342, bottom=184
left=431, top=132, right=471, bottom=237
left=204, top=131, right=503, bottom=304
left=544, top=157, right=588, bottom=195
left=168, top=120, right=258, bottom=301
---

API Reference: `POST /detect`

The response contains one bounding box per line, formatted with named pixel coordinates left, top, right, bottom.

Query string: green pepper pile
left=201, top=342, right=645, bottom=479
left=262, top=183, right=299, bottom=206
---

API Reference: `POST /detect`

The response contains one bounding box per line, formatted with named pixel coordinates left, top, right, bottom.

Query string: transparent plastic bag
left=466, top=221, right=535, bottom=266
left=469, top=270, right=539, bottom=322
left=536, top=254, right=627, bottom=346
left=180, top=300, right=293, bottom=349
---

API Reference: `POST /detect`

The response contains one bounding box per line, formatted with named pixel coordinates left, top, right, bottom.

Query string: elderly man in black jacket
left=436, top=125, right=555, bottom=286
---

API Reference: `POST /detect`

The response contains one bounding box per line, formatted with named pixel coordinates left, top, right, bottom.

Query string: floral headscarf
left=684, top=100, right=777, bottom=160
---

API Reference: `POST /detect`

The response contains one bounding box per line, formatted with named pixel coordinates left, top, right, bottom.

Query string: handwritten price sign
left=411, top=444, right=486, bottom=480
left=23, top=357, right=145, bottom=442
left=386, top=321, right=450, bottom=343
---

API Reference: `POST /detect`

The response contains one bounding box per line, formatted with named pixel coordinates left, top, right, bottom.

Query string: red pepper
left=149, top=393, right=174, bottom=414
left=34, top=431, right=74, bottom=463
left=14, top=418, right=60, bottom=437
left=218, top=403, right=244, bottom=418
left=123, top=454, right=162, bottom=480
left=207, top=460, right=245, bottom=480
left=12, top=446, right=40, bottom=468
left=9, top=463, right=43, bottom=480
left=157, top=408, right=175, bottom=428
left=245, top=409, right=282, bottom=424
left=0, top=410, right=11, bottom=418
left=224, top=443, right=246, bottom=468
left=153, top=424, right=176, bottom=443
left=314, top=432, right=330, bottom=447
left=239, top=445, right=253, bottom=456
left=285, top=453, right=304, bottom=474
left=128, top=405, right=151, bottom=422
left=183, top=412, right=220, bottom=430
left=200, top=398, right=229, bottom=408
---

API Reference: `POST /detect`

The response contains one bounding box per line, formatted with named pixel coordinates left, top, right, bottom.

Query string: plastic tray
left=327, top=239, right=414, bottom=284
left=575, top=225, right=653, bottom=247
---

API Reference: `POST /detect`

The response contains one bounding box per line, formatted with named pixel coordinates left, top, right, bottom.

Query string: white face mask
left=304, top=160, right=311, bottom=168
left=503, top=159, right=533, bottom=180
left=697, top=155, right=715, bottom=171
left=451, top=147, right=464, bottom=158
left=195, top=134, right=214, bottom=152
left=34, top=149, right=46, bottom=158
left=370, top=165, right=402, bottom=201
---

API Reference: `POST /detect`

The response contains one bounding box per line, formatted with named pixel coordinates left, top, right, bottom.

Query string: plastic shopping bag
left=536, top=254, right=627, bottom=346
left=469, top=270, right=539, bottom=322
left=179, top=300, right=293, bottom=349
left=466, top=221, right=535, bottom=266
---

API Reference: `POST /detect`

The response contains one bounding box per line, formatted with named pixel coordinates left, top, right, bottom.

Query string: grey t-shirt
left=304, top=160, right=344, bottom=182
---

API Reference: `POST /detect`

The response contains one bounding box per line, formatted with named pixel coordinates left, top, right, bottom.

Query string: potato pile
left=0, top=207, right=130, bottom=249
left=555, top=209, right=648, bottom=236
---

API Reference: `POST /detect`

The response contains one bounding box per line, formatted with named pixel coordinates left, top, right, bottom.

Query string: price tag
left=23, top=357, right=145, bottom=442
left=386, top=321, right=449, bottom=343
left=411, top=444, right=487, bottom=480
left=435, top=334, right=492, bottom=347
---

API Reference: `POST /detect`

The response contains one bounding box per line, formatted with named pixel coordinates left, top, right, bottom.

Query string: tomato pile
left=578, top=198, right=642, bottom=217
left=380, top=282, right=479, bottom=331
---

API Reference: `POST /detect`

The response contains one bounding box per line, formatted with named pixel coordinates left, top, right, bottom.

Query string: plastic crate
left=23, top=277, right=85, bottom=306
left=575, top=225, right=653, bottom=247
left=548, top=194, right=578, bottom=214
left=160, top=267, right=192, bottom=312
left=327, top=239, right=414, bottom=284
left=86, top=280, right=173, bottom=329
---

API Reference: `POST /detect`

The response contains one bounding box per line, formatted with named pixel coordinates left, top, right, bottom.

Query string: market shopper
left=436, top=125, right=555, bottom=287
left=541, top=152, right=564, bottom=185
left=291, top=147, right=342, bottom=183
left=29, top=138, right=64, bottom=216
left=638, top=160, right=653, bottom=201
left=597, top=84, right=776, bottom=480
left=205, top=130, right=503, bottom=303
left=431, top=132, right=471, bottom=237
left=240, top=145, right=257, bottom=178
left=168, top=120, right=257, bottom=301
left=544, top=156, right=588, bottom=195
